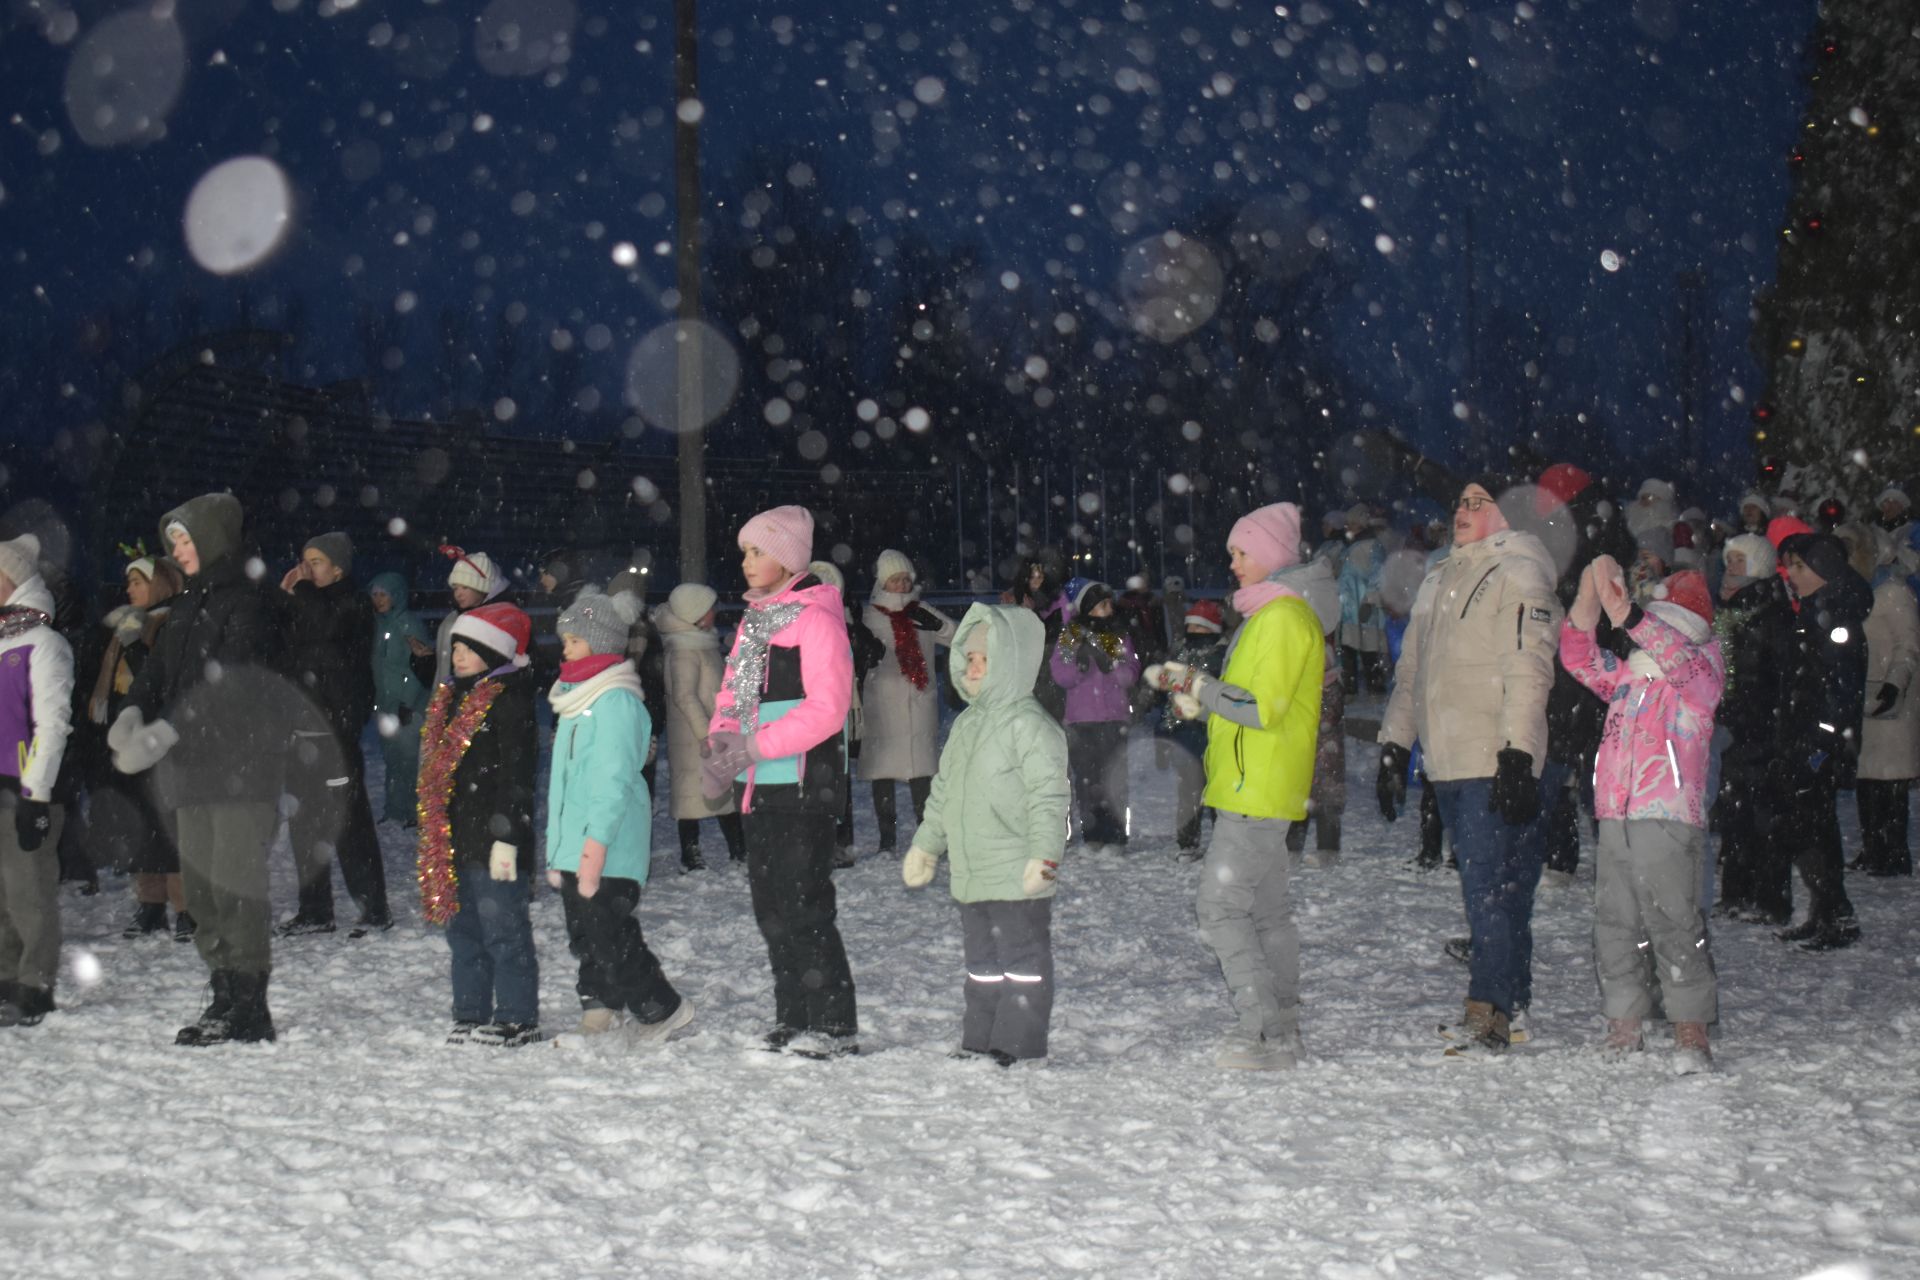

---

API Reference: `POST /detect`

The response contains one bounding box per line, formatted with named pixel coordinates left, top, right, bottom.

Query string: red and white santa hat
left=450, top=601, right=532, bottom=670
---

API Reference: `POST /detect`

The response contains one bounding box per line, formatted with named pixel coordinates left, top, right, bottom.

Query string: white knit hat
left=0, top=534, right=41, bottom=589
left=874, top=549, right=915, bottom=588
left=1878, top=486, right=1910, bottom=512
left=666, top=583, right=718, bottom=625
left=447, top=549, right=504, bottom=596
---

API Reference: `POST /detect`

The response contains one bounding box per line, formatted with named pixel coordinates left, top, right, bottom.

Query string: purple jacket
left=1049, top=622, right=1141, bottom=725
left=0, top=577, right=75, bottom=801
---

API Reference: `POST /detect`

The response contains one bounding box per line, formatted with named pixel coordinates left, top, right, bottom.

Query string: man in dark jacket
left=279, top=532, right=390, bottom=937
left=1534, top=464, right=1640, bottom=885
left=1712, top=534, right=1797, bottom=924
left=1769, top=532, right=1871, bottom=950
left=113, top=493, right=295, bottom=1044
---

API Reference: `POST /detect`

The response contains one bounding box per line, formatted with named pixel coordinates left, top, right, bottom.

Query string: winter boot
left=1442, top=1000, right=1508, bottom=1058
left=628, top=998, right=696, bottom=1046
left=1443, top=936, right=1471, bottom=965
left=276, top=914, right=336, bottom=938
left=1672, top=1021, right=1712, bottom=1075
left=0, top=984, right=55, bottom=1027
left=176, top=971, right=236, bottom=1045
left=172, top=911, right=197, bottom=944
left=1285, top=822, right=1307, bottom=855
left=1601, top=1017, right=1645, bottom=1059
left=472, top=1021, right=541, bottom=1048
left=220, top=971, right=276, bottom=1044
left=1215, top=1030, right=1301, bottom=1071
left=682, top=848, right=707, bottom=873
left=1797, top=916, right=1862, bottom=952
left=123, top=902, right=169, bottom=939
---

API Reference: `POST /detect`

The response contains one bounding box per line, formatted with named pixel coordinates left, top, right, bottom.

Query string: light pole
left=674, top=0, right=705, bottom=585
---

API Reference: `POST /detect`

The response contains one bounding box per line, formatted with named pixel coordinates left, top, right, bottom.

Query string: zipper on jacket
left=1460, top=565, right=1500, bottom=620
left=1514, top=604, right=1523, bottom=650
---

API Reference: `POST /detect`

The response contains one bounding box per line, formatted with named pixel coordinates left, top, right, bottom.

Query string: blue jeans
left=445, top=871, right=539, bottom=1025
left=1434, top=762, right=1561, bottom=1017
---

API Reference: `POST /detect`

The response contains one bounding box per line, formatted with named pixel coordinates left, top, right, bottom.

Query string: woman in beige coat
left=859, top=550, right=956, bottom=856
left=1853, top=533, right=1920, bottom=877
left=652, top=584, right=742, bottom=870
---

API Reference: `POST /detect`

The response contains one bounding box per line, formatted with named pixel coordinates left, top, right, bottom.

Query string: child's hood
left=949, top=602, right=1044, bottom=705
left=1272, top=556, right=1340, bottom=635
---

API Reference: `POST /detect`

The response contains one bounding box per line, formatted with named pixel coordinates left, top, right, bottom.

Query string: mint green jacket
left=913, top=604, right=1070, bottom=903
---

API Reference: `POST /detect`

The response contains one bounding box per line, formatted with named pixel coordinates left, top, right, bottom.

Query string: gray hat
left=557, top=590, right=640, bottom=656
left=304, top=531, right=353, bottom=575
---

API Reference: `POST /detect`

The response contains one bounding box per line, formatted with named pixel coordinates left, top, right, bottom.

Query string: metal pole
left=984, top=462, right=993, bottom=593
left=1157, top=470, right=1167, bottom=585
left=1100, top=466, right=1109, bottom=583
left=674, top=0, right=705, bottom=585
left=955, top=457, right=965, bottom=587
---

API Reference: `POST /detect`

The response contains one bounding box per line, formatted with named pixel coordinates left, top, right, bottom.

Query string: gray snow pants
left=1593, top=818, right=1717, bottom=1023
left=174, top=802, right=277, bottom=978
left=0, top=796, right=64, bottom=992
left=1196, top=812, right=1298, bottom=1040
left=960, top=898, right=1054, bottom=1060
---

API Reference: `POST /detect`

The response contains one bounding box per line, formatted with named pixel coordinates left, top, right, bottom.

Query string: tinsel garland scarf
left=1056, top=621, right=1128, bottom=664
left=0, top=605, right=52, bottom=640
left=719, top=598, right=805, bottom=736
left=414, top=678, right=505, bottom=925
left=879, top=606, right=930, bottom=691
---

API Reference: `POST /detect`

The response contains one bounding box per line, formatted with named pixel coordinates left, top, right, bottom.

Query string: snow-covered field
left=3, top=705, right=1916, bottom=1279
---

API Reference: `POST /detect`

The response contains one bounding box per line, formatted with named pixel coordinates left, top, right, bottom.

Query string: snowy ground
left=3, top=698, right=1916, bottom=1279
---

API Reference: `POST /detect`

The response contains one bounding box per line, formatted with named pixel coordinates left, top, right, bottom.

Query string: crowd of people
left=0, top=461, right=1909, bottom=1075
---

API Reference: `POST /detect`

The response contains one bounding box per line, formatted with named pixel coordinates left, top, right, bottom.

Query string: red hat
left=450, top=601, right=532, bottom=670
left=1183, top=600, right=1225, bottom=633
left=1656, top=570, right=1713, bottom=625
left=1533, top=463, right=1593, bottom=517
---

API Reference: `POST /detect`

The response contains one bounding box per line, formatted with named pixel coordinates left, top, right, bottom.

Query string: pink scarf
left=1232, top=574, right=1301, bottom=618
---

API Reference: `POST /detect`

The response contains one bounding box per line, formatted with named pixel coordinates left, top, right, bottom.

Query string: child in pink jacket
left=1559, top=559, right=1725, bottom=1074
left=702, top=505, right=858, bottom=1057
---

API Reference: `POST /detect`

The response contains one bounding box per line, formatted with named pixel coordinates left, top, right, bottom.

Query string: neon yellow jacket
left=1203, top=595, right=1324, bottom=821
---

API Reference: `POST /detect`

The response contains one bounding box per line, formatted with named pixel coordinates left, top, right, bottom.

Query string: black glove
left=1871, top=683, right=1899, bottom=717
left=14, top=799, right=52, bottom=852
left=1489, top=748, right=1540, bottom=827
left=1075, top=640, right=1093, bottom=673
left=1377, top=743, right=1410, bottom=823
left=1091, top=643, right=1116, bottom=673
left=398, top=705, right=415, bottom=727
left=908, top=606, right=942, bottom=632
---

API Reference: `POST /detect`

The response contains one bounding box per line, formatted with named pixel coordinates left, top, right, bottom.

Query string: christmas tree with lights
left=1753, top=3, right=1920, bottom=503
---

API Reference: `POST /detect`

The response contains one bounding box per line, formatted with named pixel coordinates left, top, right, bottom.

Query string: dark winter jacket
left=127, top=494, right=293, bottom=808
left=1154, top=633, right=1225, bottom=753
left=284, top=577, right=376, bottom=738
left=446, top=668, right=538, bottom=875
left=1713, top=575, right=1796, bottom=783
left=1545, top=495, right=1640, bottom=766
left=1779, top=570, right=1874, bottom=787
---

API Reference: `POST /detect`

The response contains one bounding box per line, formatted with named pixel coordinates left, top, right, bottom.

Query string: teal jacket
left=368, top=572, right=430, bottom=716
left=545, top=661, right=654, bottom=883
left=913, top=604, right=1070, bottom=903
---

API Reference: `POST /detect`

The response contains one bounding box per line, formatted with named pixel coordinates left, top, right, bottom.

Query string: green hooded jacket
left=367, top=571, right=429, bottom=715
left=913, top=603, right=1069, bottom=903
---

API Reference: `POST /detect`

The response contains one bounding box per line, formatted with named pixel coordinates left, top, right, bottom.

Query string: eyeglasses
left=1454, top=495, right=1495, bottom=512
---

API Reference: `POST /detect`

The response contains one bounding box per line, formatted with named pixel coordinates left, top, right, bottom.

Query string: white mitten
left=901, top=847, right=938, bottom=889
left=1021, top=858, right=1059, bottom=895
left=113, top=715, right=179, bottom=774
left=107, top=705, right=143, bottom=753
left=1143, top=661, right=1192, bottom=693
left=1172, top=690, right=1205, bottom=720
left=489, top=841, right=517, bottom=882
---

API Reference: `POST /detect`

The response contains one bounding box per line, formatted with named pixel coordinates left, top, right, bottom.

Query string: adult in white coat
left=651, top=584, right=743, bottom=871
left=859, top=550, right=956, bottom=856
left=1855, top=541, right=1920, bottom=877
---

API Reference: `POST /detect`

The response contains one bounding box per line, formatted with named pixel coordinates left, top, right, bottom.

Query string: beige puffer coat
left=1379, top=529, right=1561, bottom=781
left=1858, top=574, right=1920, bottom=782
left=651, top=604, right=735, bottom=820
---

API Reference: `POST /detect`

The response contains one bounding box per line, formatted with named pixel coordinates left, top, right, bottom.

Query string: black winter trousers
left=1854, top=778, right=1913, bottom=876
left=743, top=809, right=857, bottom=1036
left=871, top=777, right=933, bottom=852
left=559, top=875, right=682, bottom=1023
left=288, top=731, right=389, bottom=926
left=1767, top=765, right=1856, bottom=924
left=1717, top=775, right=1792, bottom=921
left=677, top=814, right=744, bottom=864
left=1067, top=721, right=1130, bottom=847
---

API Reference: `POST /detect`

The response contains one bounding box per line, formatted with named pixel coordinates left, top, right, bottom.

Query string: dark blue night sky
left=1, top=0, right=1818, bottom=509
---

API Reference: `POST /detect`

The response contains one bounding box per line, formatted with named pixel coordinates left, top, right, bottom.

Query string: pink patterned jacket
left=1558, top=609, right=1725, bottom=829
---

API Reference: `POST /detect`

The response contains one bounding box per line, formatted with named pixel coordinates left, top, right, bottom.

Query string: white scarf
left=871, top=587, right=918, bottom=611
left=660, top=626, right=719, bottom=653
left=1626, top=603, right=1709, bottom=681
left=548, top=660, right=643, bottom=718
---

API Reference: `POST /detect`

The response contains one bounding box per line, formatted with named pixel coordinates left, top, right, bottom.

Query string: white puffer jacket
left=1380, top=529, right=1561, bottom=781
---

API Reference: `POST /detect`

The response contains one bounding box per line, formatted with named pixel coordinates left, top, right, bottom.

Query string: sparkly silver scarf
left=723, top=599, right=807, bottom=736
